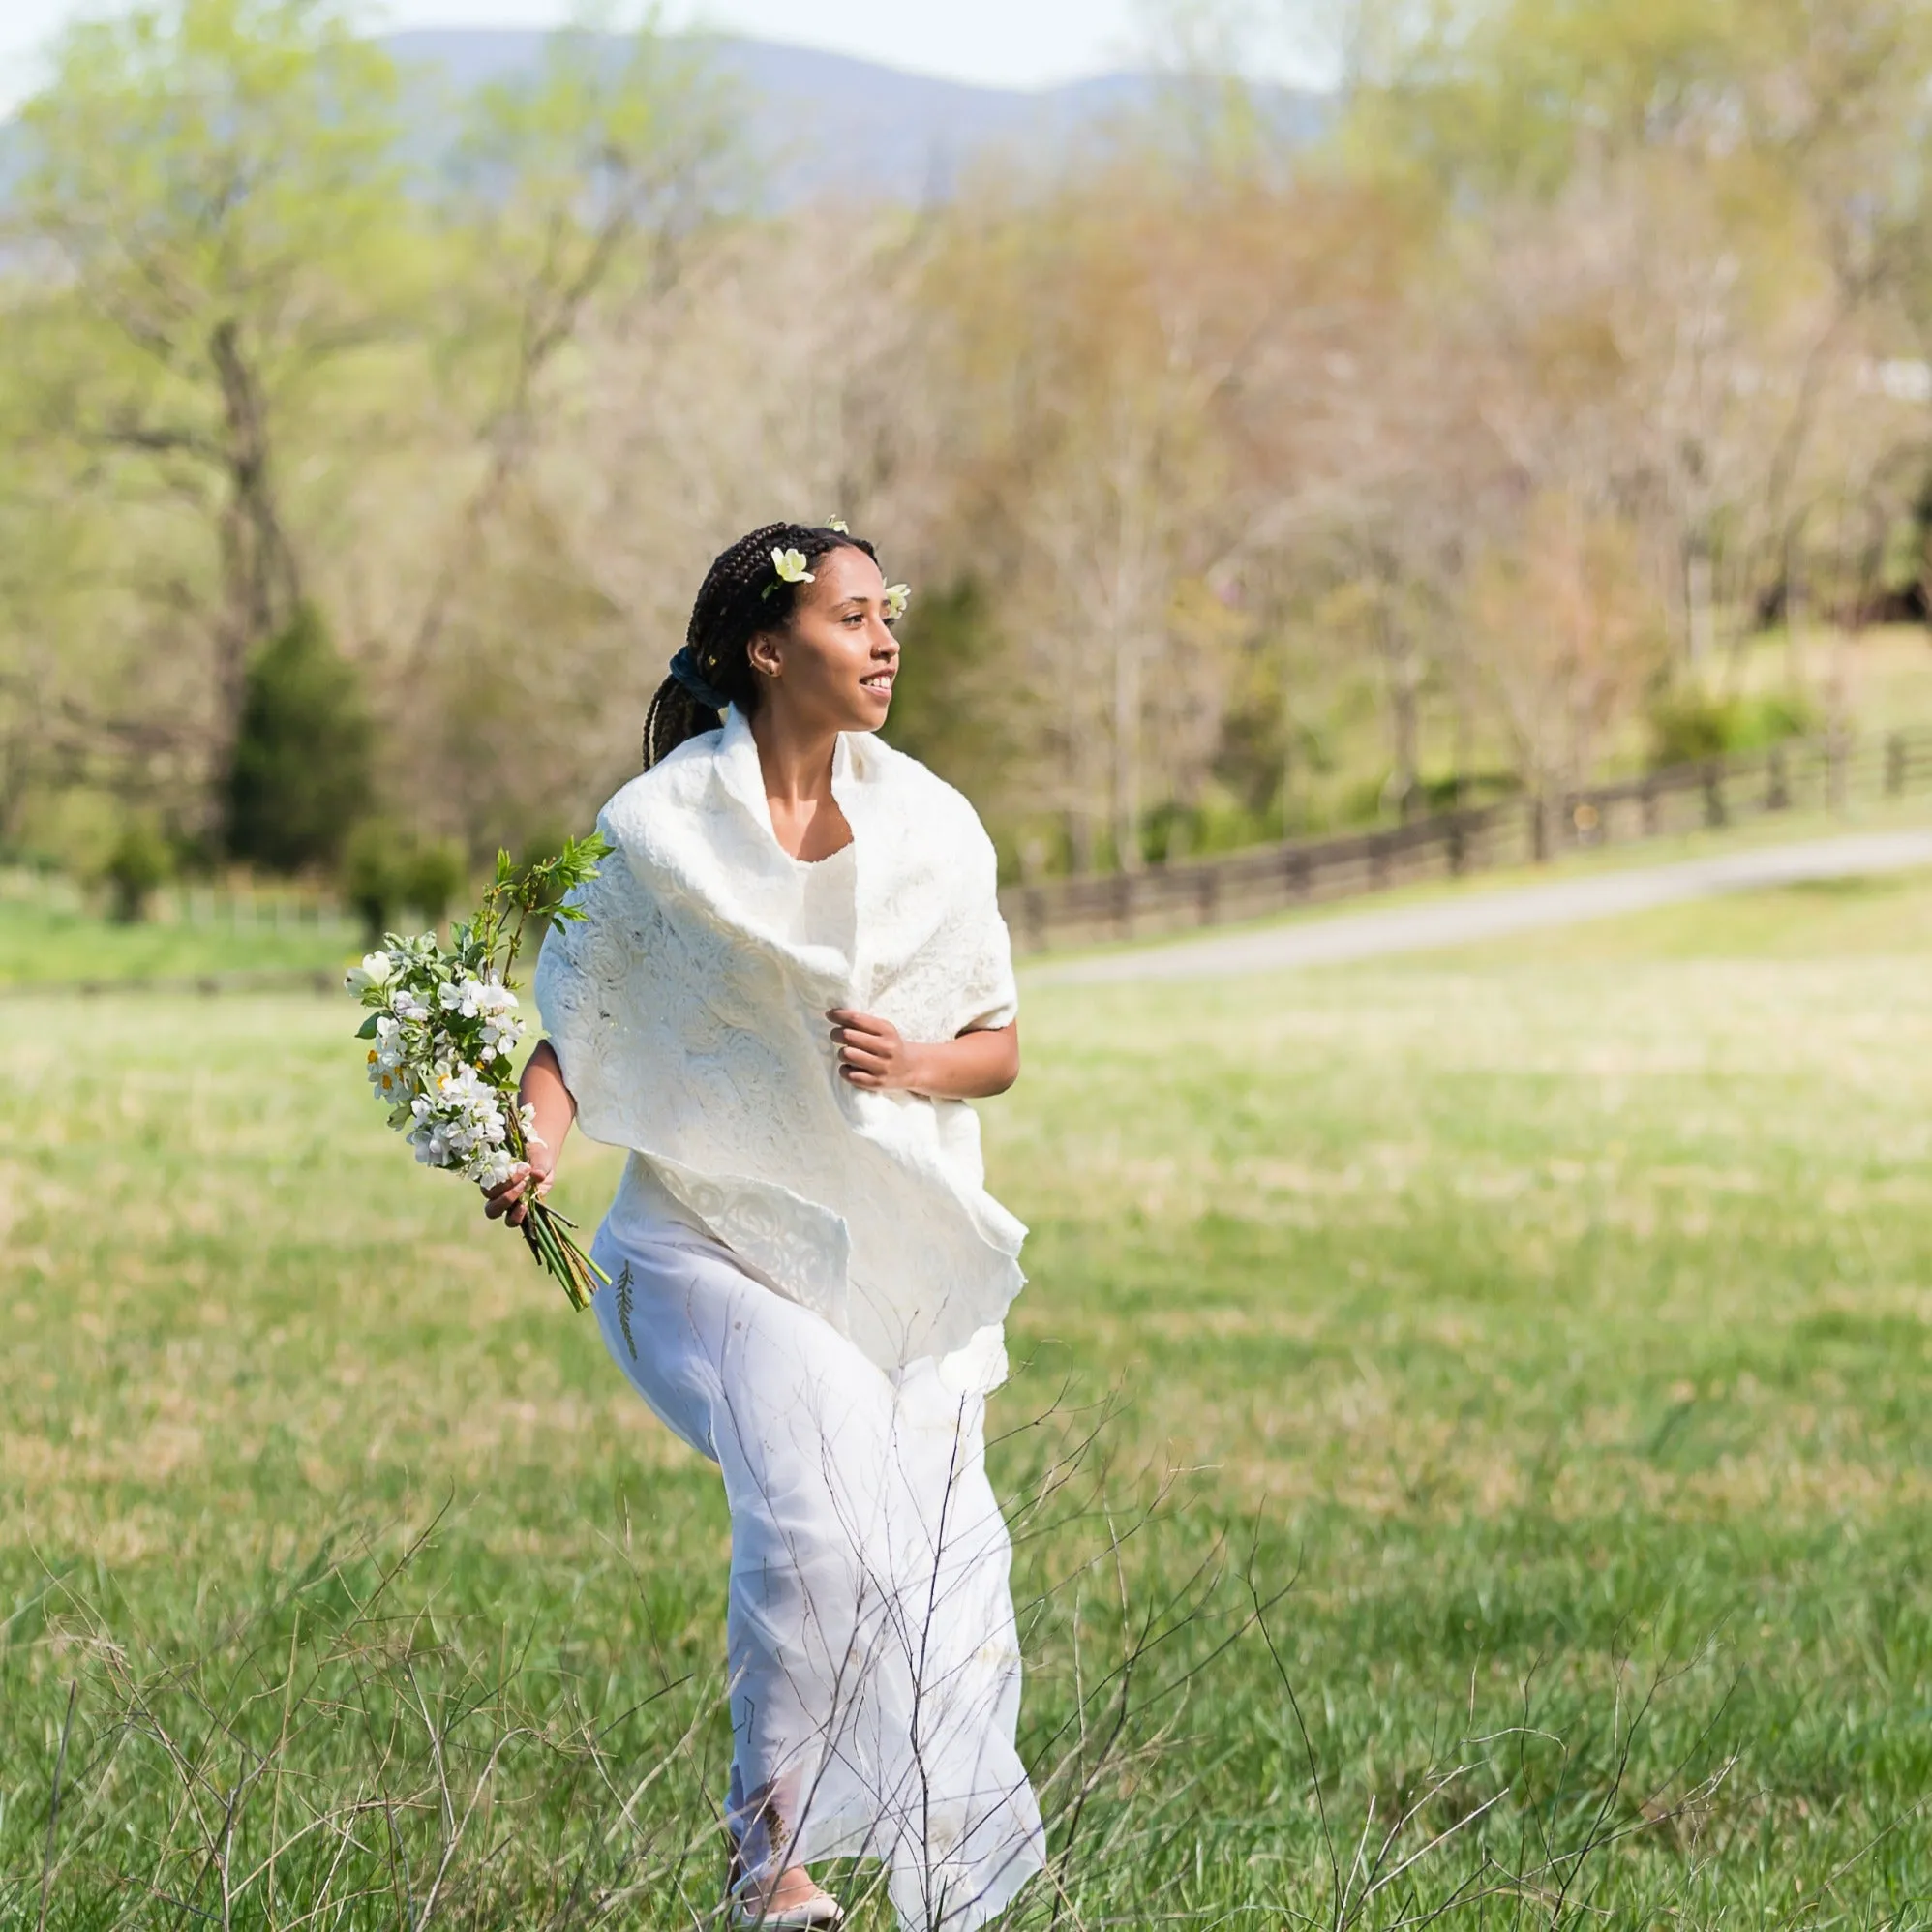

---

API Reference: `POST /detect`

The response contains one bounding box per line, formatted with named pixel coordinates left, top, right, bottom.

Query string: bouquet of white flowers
left=347, top=834, right=612, bottom=1311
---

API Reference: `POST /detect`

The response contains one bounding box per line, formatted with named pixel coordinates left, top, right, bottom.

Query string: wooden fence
left=999, top=728, right=1932, bottom=954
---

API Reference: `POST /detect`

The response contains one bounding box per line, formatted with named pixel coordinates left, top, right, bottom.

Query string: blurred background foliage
left=4, top=0, right=1932, bottom=902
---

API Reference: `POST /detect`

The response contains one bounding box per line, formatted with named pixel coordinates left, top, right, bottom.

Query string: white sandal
left=724, top=1775, right=842, bottom=1928
left=727, top=1889, right=844, bottom=1930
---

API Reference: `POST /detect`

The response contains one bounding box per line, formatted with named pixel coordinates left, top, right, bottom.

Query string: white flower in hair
left=772, top=547, right=815, bottom=584
left=885, top=582, right=912, bottom=621
left=827, top=516, right=850, bottom=533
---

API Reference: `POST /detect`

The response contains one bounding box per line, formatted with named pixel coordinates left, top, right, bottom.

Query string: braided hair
left=644, top=521, right=884, bottom=770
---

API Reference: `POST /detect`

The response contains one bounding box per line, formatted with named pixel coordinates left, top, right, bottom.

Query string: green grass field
left=0, top=896, right=354, bottom=986
left=4, top=868, right=1931, bottom=1927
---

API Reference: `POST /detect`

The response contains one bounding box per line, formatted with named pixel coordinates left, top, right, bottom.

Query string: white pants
left=589, top=1220, right=1045, bottom=1932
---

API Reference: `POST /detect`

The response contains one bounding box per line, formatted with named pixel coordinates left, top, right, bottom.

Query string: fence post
left=1447, top=816, right=1466, bottom=877
left=1826, top=731, right=1847, bottom=811
left=1641, top=776, right=1658, bottom=837
left=1528, top=797, right=1548, bottom=863
left=1766, top=746, right=1789, bottom=812
left=1887, top=732, right=1907, bottom=797
left=1112, top=871, right=1132, bottom=940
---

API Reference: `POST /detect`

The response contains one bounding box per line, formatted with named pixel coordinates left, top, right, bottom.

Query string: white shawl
left=535, top=708, right=1026, bottom=1374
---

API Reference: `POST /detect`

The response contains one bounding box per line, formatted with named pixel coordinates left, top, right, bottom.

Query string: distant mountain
left=0, top=31, right=1330, bottom=211
left=384, top=29, right=1329, bottom=206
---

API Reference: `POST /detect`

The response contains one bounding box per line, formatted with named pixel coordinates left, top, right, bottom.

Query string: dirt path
left=1023, top=827, right=1932, bottom=986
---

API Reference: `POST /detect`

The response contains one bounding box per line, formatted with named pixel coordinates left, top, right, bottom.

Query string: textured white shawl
left=535, top=707, right=1026, bottom=1374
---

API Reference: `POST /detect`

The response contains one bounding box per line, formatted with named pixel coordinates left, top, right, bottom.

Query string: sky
left=0, top=0, right=1228, bottom=116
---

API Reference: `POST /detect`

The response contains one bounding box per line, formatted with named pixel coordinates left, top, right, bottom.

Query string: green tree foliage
left=342, top=821, right=398, bottom=944
left=9, top=0, right=1932, bottom=888
left=1342, top=0, right=1744, bottom=199
left=102, top=820, right=173, bottom=923
left=402, top=19, right=735, bottom=677
left=1649, top=685, right=1818, bottom=769
left=878, top=580, right=1007, bottom=801
left=342, top=821, right=468, bottom=943
left=1343, top=0, right=1932, bottom=232
left=7, top=0, right=731, bottom=870
left=404, top=840, right=468, bottom=930
left=17, top=0, right=413, bottom=765
left=226, top=604, right=373, bottom=871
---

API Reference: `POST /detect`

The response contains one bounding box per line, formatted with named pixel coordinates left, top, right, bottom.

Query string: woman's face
left=747, top=546, right=899, bottom=736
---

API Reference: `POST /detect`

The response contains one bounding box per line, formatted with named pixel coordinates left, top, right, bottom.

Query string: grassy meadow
left=4, top=865, right=1932, bottom=1926
left=0, top=892, right=351, bottom=987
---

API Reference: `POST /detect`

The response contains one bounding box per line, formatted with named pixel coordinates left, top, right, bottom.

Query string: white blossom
left=405, top=1062, right=516, bottom=1185
left=366, top=1015, right=413, bottom=1101
left=347, top=925, right=544, bottom=1192
left=885, top=583, right=912, bottom=621
left=771, top=547, right=815, bottom=585
left=438, top=976, right=518, bottom=1021
left=477, top=1011, right=525, bottom=1063
left=345, top=951, right=398, bottom=996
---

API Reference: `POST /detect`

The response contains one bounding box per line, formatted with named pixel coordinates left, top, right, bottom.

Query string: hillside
left=3, top=29, right=1329, bottom=207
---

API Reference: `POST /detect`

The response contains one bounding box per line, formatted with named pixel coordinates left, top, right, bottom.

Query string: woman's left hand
left=828, top=1009, right=927, bottom=1092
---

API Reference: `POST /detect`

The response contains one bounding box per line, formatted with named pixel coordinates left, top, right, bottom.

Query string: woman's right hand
left=485, top=1134, right=556, bottom=1229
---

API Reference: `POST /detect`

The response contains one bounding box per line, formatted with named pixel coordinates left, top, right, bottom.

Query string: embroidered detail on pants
left=615, top=1261, right=637, bottom=1359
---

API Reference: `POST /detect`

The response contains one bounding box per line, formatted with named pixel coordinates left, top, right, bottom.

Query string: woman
left=487, top=523, right=1044, bottom=1931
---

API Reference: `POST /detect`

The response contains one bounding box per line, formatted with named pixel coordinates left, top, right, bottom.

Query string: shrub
left=343, top=821, right=468, bottom=944
left=226, top=604, right=375, bottom=872
left=1648, top=687, right=1817, bottom=769
left=1728, top=691, right=1820, bottom=751
left=342, top=820, right=397, bottom=942
left=877, top=578, right=1004, bottom=802
left=103, top=819, right=172, bottom=923
left=1648, top=689, right=1732, bottom=768
left=1416, top=770, right=1522, bottom=813
left=1339, top=770, right=1394, bottom=826
left=403, top=840, right=467, bottom=926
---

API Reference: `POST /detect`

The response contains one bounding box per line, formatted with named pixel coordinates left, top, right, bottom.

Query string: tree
left=1334, top=0, right=1932, bottom=668
left=342, top=821, right=468, bottom=942
left=1469, top=491, right=1668, bottom=808
left=924, top=166, right=1324, bottom=869
left=104, top=820, right=174, bottom=922
left=18, top=0, right=413, bottom=788
left=398, top=16, right=736, bottom=689
left=225, top=603, right=373, bottom=870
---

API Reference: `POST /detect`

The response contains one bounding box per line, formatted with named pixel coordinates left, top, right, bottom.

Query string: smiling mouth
left=860, top=673, right=894, bottom=695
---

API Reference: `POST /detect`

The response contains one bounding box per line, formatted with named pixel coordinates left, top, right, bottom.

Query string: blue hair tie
left=668, top=644, right=731, bottom=712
